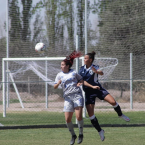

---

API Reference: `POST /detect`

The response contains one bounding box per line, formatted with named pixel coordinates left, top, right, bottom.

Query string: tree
left=45, top=0, right=57, bottom=52
left=94, top=0, right=145, bottom=56
left=62, top=0, right=75, bottom=51
left=21, top=0, right=32, bottom=41
left=44, top=0, right=75, bottom=55
left=76, top=0, right=85, bottom=51
left=8, top=0, right=44, bottom=57
left=9, top=0, right=21, bottom=41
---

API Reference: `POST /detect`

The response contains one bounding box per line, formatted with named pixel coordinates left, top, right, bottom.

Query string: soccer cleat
left=119, top=114, right=130, bottom=122
left=77, top=134, right=83, bottom=144
left=70, top=135, right=77, bottom=145
left=99, top=129, right=105, bottom=141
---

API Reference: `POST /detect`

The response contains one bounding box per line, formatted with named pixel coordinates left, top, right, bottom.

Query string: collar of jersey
left=62, top=69, right=73, bottom=74
left=84, top=64, right=93, bottom=71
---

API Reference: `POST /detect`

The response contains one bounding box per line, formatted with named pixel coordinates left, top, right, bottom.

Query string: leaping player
left=79, top=51, right=130, bottom=141
left=54, top=51, right=100, bottom=145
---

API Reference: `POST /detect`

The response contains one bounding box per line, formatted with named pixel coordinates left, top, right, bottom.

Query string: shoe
left=77, top=134, right=83, bottom=144
left=119, top=114, right=130, bottom=122
left=99, top=130, right=105, bottom=141
left=70, top=135, right=77, bottom=145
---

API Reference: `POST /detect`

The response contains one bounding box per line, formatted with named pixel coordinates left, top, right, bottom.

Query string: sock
left=113, top=102, right=123, bottom=116
left=77, top=119, right=84, bottom=135
left=90, top=115, right=101, bottom=132
left=66, top=122, right=76, bottom=136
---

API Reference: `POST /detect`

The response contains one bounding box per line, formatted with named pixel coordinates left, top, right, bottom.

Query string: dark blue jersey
left=79, top=64, right=102, bottom=90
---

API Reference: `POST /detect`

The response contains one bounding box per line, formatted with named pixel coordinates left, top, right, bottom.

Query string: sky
left=0, top=0, right=7, bottom=37
left=0, top=0, right=41, bottom=38
left=0, top=0, right=99, bottom=39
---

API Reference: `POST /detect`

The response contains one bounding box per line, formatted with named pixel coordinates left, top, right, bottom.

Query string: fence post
left=130, top=53, right=133, bottom=109
left=2, top=59, right=6, bottom=117
left=45, top=58, right=48, bottom=108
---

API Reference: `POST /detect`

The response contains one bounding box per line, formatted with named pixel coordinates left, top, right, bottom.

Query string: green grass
left=0, top=127, right=144, bottom=145
left=0, top=111, right=145, bottom=126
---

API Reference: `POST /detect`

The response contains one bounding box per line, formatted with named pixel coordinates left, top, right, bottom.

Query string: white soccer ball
left=35, top=42, right=46, bottom=53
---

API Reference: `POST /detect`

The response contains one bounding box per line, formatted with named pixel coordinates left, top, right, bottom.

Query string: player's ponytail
left=63, top=50, right=82, bottom=68
left=86, top=51, right=96, bottom=62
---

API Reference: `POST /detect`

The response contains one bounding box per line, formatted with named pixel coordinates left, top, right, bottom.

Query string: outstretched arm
left=77, top=80, right=100, bottom=90
left=54, top=80, right=61, bottom=89
left=92, top=66, right=104, bottom=75
left=84, top=81, right=100, bottom=90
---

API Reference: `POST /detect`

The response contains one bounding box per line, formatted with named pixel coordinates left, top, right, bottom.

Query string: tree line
left=0, top=0, right=145, bottom=58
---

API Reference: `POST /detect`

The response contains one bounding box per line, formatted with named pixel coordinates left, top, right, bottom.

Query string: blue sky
left=0, top=0, right=41, bottom=37
left=0, top=1, right=6, bottom=37
left=0, top=1, right=6, bottom=14
left=0, top=0, right=99, bottom=39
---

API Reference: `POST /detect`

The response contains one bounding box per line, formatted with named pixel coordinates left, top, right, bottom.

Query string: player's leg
left=65, top=112, right=75, bottom=135
left=75, top=106, right=84, bottom=144
left=104, top=94, right=130, bottom=121
left=65, top=112, right=77, bottom=145
left=64, top=98, right=77, bottom=145
left=86, top=104, right=105, bottom=141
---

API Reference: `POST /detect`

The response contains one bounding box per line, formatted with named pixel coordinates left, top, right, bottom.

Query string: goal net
left=2, top=57, right=118, bottom=117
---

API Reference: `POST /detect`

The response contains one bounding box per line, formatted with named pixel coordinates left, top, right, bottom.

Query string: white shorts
left=63, top=93, right=84, bottom=112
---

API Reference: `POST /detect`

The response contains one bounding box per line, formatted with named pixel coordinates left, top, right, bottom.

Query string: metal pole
left=45, top=58, right=48, bottom=108
left=76, top=35, right=79, bottom=124
left=2, top=59, right=6, bottom=117
left=85, top=0, right=87, bottom=54
left=130, top=53, right=133, bottom=109
left=82, top=57, right=86, bottom=118
left=9, top=72, right=24, bottom=108
left=6, top=0, right=9, bottom=108
left=6, top=0, right=9, bottom=58
left=76, top=35, right=79, bottom=72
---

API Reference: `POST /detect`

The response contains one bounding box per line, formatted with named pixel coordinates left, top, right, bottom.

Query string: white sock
left=89, top=114, right=95, bottom=120
left=77, top=119, right=84, bottom=135
left=113, top=102, right=119, bottom=108
left=66, top=122, right=75, bottom=136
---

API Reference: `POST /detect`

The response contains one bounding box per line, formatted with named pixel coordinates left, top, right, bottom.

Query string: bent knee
left=110, top=101, right=116, bottom=106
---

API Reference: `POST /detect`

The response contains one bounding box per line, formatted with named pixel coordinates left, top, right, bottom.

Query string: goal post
left=2, top=57, right=118, bottom=117
left=2, top=57, right=65, bottom=117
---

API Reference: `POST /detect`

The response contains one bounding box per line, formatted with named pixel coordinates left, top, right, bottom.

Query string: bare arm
left=77, top=80, right=100, bottom=90
left=54, top=80, right=61, bottom=89
left=84, top=81, right=100, bottom=90
left=92, top=66, right=104, bottom=75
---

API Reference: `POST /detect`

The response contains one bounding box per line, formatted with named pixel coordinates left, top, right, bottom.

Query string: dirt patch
left=1, top=91, right=145, bottom=113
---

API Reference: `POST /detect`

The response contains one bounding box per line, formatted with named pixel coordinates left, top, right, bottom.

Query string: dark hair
left=63, top=50, right=82, bottom=68
left=86, top=51, right=96, bottom=62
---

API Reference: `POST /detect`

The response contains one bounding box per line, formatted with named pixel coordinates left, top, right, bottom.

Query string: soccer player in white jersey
left=79, top=51, right=130, bottom=141
left=54, top=51, right=99, bottom=145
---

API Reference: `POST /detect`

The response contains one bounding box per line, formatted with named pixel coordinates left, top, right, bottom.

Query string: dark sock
left=114, top=105, right=123, bottom=116
left=91, top=117, right=101, bottom=132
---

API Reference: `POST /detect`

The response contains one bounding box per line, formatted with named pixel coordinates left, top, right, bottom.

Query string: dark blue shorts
left=84, top=87, right=109, bottom=105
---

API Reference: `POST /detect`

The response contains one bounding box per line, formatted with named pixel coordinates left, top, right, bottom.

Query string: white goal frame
left=2, top=56, right=118, bottom=117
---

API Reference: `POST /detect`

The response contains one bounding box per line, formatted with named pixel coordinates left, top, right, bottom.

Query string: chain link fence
left=0, top=0, right=145, bottom=126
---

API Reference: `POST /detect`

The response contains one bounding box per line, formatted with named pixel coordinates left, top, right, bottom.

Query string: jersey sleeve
left=94, top=65, right=99, bottom=70
left=76, top=72, right=83, bottom=81
left=54, top=73, right=61, bottom=84
left=78, top=66, right=83, bottom=75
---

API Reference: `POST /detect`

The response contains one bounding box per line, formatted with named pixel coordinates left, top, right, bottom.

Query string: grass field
left=0, top=111, right=145, bottom=126
left=0, top=127, right=145, bottom=145
left=0, top=111, right=145, bottom=145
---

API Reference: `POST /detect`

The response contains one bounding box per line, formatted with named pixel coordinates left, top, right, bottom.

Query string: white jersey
left=54, top=69, right=83, bottom=98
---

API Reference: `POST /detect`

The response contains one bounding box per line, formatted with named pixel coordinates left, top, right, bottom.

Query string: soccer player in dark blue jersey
left=79, top=51, right=130, bottom=141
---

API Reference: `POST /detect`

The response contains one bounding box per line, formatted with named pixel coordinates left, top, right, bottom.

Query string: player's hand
left=58, top=80, right=61, bottom=84
left=92, top=66, right=97, bottom=73
left=92, top=86, right=100, bottom=90
left=77, top=82, right=83, bottom=87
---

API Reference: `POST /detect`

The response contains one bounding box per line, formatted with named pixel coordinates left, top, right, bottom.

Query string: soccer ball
left=35, top=42, right=46, bottom=53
